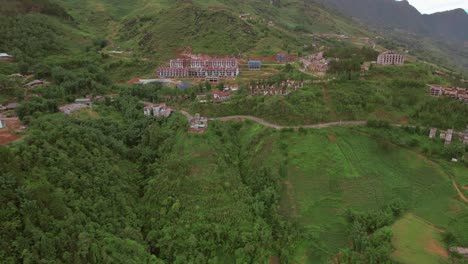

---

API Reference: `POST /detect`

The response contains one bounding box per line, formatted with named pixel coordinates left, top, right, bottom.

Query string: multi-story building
left=157, top=57, right=239, bottom=79
left=377, top=51, right=405, bottom=65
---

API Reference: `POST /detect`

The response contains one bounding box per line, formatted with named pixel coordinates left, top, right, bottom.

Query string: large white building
left=377, top=51, right=405, bottom=65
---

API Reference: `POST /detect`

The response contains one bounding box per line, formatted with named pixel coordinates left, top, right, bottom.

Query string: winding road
left=177, top=109, right=468, bottom=203
left=179, top=110, right=367, bottom=130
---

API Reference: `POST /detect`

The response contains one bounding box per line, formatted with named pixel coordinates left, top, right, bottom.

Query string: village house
left=250, top=80, right=304, bottom=96
left=211, top=90, right=232, bottom=103
left=197, top=94, right=208, bottom=103
left=248, top=60, right=262, bottom=71
left=428, top=84, right=468, bottom=104
left=157, top=57, right=239, bottom=79
left=301, top=52, right=329, bottom=73
left=25, top=80, right=49, bottom=88
left=377, top=51, right=405, bottom=66
left=429, top=128, right=437, bottom=139
left=189, top=114, right=208, bottom=133
left=450, top=247, right=468, bottom=258
left=268, top=20, right=275, bottom=27
left=276, top=52, right=290, bottom=63
left=445, top=129, right=454, bottom=145
left=74, top=98, right=93, bottom=106
left=464, top=126, right=468, bottom=145
left=59, top=104, right=88, bottom=115
left=144, top=103, right=172, bottom=118
left=0, top=53, right=14, bottom=62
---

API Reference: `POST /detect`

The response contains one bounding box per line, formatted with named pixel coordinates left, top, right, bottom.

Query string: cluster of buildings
left=189, top=114, right=208, bottom=134
left=249, top=80, right=304, bottom=96
left=377, top=51, right=405, bottom=66
left=429, top=127, right=468, bottom=145
left=157, top=57, right=239, bottom=81
left=143, top=103, right=173, bottom=118
left=301, top=52, right=329, bottom=73
left=428, top=85, right=468, bottom=104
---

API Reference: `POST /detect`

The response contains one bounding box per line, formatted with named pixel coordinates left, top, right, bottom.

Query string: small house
left=276, top=52, right=289, bottom=63
left=429, top=128, right=437, bottom=139
left=445, top=129, right=453, bottom=145
left=152, top=103, right=172, bottom=118
left=144, top=106, right=152, bottom=116
left=5, top=103, right=18, bottom=110
left=211, top=90, right=232, bottom=103
left=189, top=114, right=208, bottom=133
left=0, top=53, right=14, bottom=61
left=248, top=60, right=262, bottom=71
left=197, top=94, right=208, bottom=103
left=59, top=104, right=88, bottom=115
left=449, top=247, right=468, bottom=258
left=75, top=98, right=93, bottom=106
left=25, top=80, right=48, bottom=88
left=464, top=126, right=468, bottom=145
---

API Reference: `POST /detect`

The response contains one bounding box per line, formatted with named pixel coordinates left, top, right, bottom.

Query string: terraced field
left=279, top=128, right=468, bottom=263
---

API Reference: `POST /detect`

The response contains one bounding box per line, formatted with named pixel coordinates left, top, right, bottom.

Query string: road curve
left=177, top=109, right=367, bottom=130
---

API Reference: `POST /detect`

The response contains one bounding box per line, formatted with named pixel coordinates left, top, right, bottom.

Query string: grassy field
left=392, top=213, right=448, bottom=264
left=278, top=128, right=468, bottom=263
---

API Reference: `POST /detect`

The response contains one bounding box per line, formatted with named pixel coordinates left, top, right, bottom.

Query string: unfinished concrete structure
left=377, top=51, right=405, bottom=65
left=276, top=52, right=289, bottom=63
left=445, top=129, right=454, bottom=145
left=59, top=104, right=89, bottom=115
left=144, top=103, right=172, bottom=118
left=429, top=128, right=437, bottom=139
left=250, top=80, right=304, bottom=96
left=189, top=114, right=208, bottom=134
left=464, top=126, right=468, bottom=145
left=428, top=84, right=468, bottom=104
left=211, top=90, right=232, bottom=103
left=157, top=57, right=239, bottom=79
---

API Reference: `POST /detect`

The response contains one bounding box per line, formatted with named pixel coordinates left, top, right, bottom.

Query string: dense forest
left=0, top=96, right=300, bottom=263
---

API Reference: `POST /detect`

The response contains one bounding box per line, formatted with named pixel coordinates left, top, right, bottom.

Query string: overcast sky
left=404, top=0, right=468, bottom=14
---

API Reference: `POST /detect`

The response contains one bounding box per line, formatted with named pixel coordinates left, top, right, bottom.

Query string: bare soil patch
left=0, top=132, right=21, bottom=145
left=426, top=239, right=448, bottom=258
left=328, top=134, right=336, bottom=142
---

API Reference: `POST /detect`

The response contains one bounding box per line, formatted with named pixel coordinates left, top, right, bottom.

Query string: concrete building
left=429, top=128, right=437, bottom=139
left=464, top=126, right=468, bottom=145
left=75, top=98, right=93, bottom=106
left=144, top=103, right=172, bottom=117
left=157, top=57, right=239, bottom=79
left=59, top=104, right=89, bottom=115
left=445, top=129, right=454, bottom=145
left=377, top=51, right=405, bottom=65
left=248, top=60, right=262, bottom=70
left=211, top=90, right=232, bottom=103
left=189, top=114, right=208, bottom=134
left=449, top=247, right=468, bottom=258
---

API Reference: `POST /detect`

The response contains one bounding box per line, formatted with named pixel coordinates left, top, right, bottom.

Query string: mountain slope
left=315, top=0, right=468, bottom=42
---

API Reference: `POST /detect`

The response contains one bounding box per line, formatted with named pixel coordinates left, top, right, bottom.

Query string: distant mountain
left=315, top=0, right=468, bottom=42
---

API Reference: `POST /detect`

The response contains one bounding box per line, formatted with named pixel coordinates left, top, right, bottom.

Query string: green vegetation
left=392, top=214, right=448, bottom=264
left=280, top=128, right=467, bottom=263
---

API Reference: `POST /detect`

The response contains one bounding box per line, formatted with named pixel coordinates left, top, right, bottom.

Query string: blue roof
left=178, top=82, right=191, bottom=90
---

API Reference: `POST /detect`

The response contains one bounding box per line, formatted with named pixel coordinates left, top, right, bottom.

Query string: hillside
left=1, top=1, right=468, bottom=263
